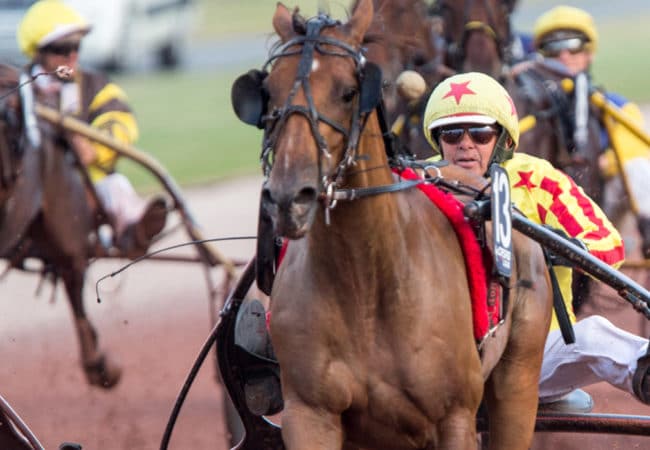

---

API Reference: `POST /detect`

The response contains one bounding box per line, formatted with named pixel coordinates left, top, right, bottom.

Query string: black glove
left=543, top=225, right=588, bottom=267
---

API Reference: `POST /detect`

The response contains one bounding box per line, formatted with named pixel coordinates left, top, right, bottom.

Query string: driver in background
left=422, top=71, right=650, bottom=409
left=528, top=5, right=650, bottom=260
left=17, top=0, right=167, bottom=259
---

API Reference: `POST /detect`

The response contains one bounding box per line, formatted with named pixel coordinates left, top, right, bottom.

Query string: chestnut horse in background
left=233, top=0, right=552, bottom=447
left=352, top=0, right=450, bottom=158
left=0, top=64, right=121, bottom=389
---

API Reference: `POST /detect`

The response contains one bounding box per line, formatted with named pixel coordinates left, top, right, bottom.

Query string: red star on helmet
left=443, top=81, right=476, bottom=105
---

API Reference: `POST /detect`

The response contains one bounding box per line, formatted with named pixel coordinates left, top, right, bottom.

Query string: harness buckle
left=323, top=181, right=338, bottom=226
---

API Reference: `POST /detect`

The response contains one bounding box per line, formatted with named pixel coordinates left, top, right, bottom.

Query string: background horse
left=431, top=0, right=518, bottom=80
left=234, top=0, right=552, bottom=447
left=0, top=64, right=121, bottom=389
left=351, top=0, right=450, bottom=158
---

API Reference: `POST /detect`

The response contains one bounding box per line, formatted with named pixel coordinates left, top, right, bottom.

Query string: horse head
left=232, top=0, right=383, bottom=239
left=434, top=0, right=514, bottom=79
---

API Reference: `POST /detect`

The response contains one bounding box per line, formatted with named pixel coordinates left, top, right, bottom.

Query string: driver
left=422, top=71, right=650, bottom=408
left=16, top=0, right=167, bottom=259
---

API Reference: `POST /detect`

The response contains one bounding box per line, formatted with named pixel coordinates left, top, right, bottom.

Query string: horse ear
left=231, top=69, right=268, bottom=129
left=347, top=0, right=374, bottom=43
left=359, top=62, right=383, bottom=114
left=273, top=3, right=295, bottom=41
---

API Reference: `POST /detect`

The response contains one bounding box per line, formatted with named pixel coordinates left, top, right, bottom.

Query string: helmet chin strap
left=486, top=128, right=514, bottom=171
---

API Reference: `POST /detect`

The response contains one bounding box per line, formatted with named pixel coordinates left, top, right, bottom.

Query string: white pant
left=539, top=315, right=648, bottom=403
left=95, top=173, right=146, bottom=235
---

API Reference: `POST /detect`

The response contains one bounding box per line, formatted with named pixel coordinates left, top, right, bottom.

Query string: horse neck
left=306, top=111, right=405, bottom=262
left=343, top=110, right=393, bottom=189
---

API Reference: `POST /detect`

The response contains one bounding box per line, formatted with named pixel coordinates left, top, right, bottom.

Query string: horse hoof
left=84, top=354, right=122, bottom=389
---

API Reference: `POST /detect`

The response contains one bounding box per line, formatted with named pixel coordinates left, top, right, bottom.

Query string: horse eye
left=342, top=87, right=358, bottom=103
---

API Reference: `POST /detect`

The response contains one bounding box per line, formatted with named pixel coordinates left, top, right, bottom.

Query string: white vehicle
left=0, top=0, right=196, bottom=71
left=68, top=0, right=196, bottom=71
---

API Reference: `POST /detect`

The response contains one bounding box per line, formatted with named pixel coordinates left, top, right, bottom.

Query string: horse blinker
left=231, top=69, right=268, bottom=129
left=359, top=61, right=382, bottom=114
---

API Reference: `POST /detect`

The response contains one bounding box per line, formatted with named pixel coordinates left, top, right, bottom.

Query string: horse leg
left=482, top=316, right=548, bottom=450
left=61, top=266, right=122, bottom=389
left=281, top=403, right=343, bottom=449
left=433, top=408, right=478, bottom=450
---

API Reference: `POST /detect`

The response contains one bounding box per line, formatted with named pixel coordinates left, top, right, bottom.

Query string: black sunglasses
left=436, top=124, right=500, bottom=145
left=539, top=37, right=586, bottom=57
left=40, top=41, right=81, bottom=56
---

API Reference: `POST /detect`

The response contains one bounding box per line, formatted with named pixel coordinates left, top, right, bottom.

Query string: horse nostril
left=294, top=186, right=318, bottom=205
left=261, top=187, right=275, bottom=206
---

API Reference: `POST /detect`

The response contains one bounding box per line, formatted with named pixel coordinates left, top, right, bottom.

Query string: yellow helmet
left=533, top=6, right=598, bottom=52
left=17, top=0, right=92, bottom=59
left=422, top=72, right=519, bottom=161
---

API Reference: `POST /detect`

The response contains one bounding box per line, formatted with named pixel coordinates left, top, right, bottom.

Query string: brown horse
left=432, top=0, right=517, bottom=80
left=0, top=64, right=121, bottom=389
left=233, top=1, right=552, bottom=448
left=354, top=0, right=445, bottom=112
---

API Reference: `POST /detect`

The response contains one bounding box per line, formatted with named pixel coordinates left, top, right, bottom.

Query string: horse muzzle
left=261, top=182, right=319, bottom=239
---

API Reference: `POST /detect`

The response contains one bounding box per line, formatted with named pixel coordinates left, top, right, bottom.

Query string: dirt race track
left=2, top=174, right=650, bottom=449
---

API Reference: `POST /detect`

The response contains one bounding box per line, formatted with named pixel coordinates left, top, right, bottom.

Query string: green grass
left=114, top=68, right=264, bottom=191
left=592, top=16, right=650, bottom=102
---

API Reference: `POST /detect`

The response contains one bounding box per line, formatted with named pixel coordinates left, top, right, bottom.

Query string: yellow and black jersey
left=75, top=69, right=138, bottom=181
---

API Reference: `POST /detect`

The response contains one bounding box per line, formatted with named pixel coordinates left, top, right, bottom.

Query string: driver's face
left=552, top=48, right=593, bottom=76
left=438, top=123, right=499, bottom=176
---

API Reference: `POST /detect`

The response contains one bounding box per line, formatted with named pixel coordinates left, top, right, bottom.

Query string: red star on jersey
left=513, top=170, right=537, bottom=190
left=442, top=81, right=476, bottom=104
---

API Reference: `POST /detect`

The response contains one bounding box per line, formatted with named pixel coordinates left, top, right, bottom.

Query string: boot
left=538, top=389, right=593, bottom=413
left=116, top=197, right=167, bottom=259
left=638, top=217, right=650, bottom=259
left=235, top=299, right=283, bottom=416
left=633, top=343, right=650, bottom=404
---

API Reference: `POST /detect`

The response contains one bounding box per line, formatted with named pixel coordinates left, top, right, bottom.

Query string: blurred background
left=1, top=0, right=649, bottom=191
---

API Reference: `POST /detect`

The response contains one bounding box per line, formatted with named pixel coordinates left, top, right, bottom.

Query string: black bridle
left=259, top=15, right=373, bottom=195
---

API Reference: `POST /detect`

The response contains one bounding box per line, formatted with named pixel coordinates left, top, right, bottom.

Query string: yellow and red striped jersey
left=503, top=152, right=625, bottom=329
